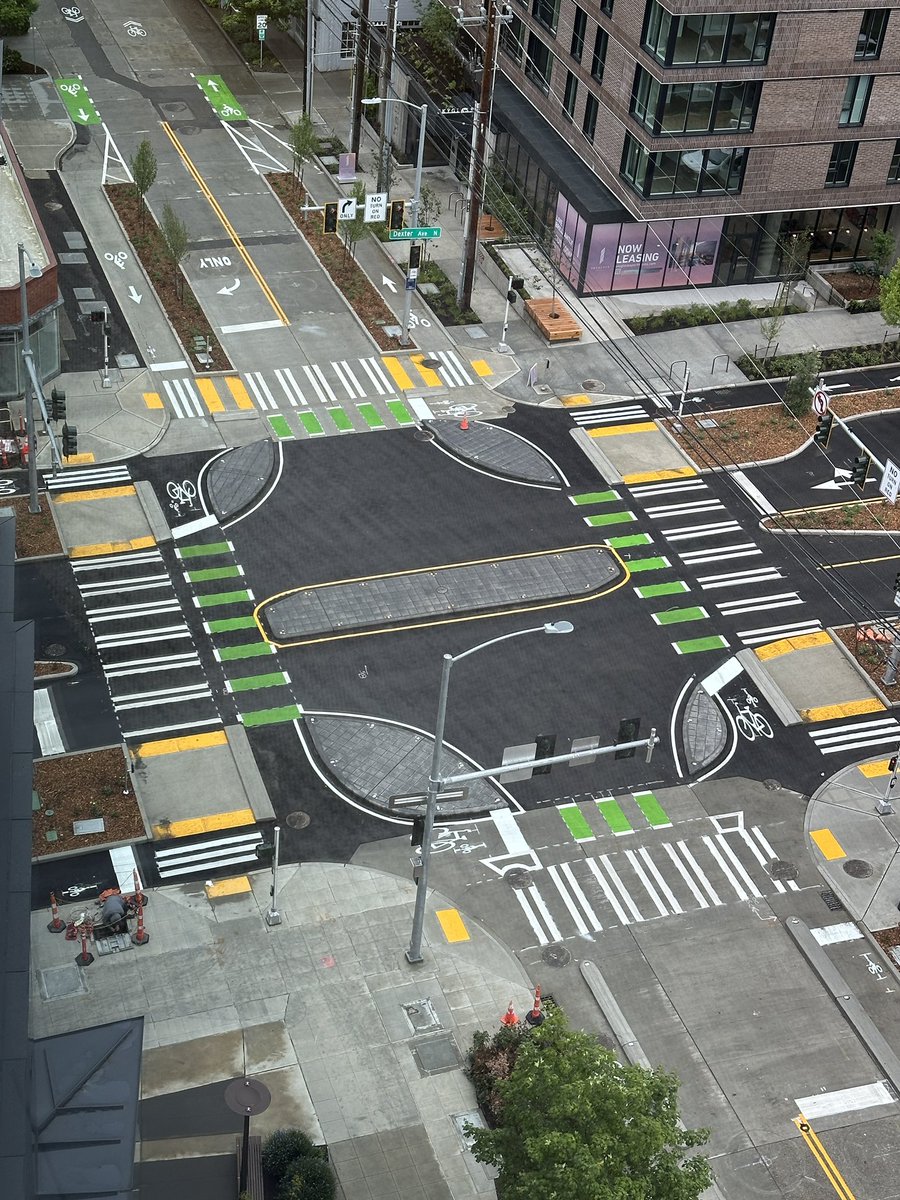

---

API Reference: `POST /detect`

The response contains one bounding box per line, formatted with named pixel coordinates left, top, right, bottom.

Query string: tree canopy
left=881, top=259, right=900, bottom=327
left=467, top=1008, right=712, bottom=1200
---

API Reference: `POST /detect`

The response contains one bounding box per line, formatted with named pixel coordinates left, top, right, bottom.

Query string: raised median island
left=256, top=544, right=625, bottom=647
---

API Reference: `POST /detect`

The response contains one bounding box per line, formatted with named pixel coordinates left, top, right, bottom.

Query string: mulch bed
left=267, top=173, right=407, bottom=352
left=667, top=388, right=900, bottom=469
left=105, top=184, right=229, bottom=371
left=767, top=499, right=900, bottom=532
left=8, top=494, right=63, bottom=557
left=820, top=271, right=880, bottom=302
left=873, top=927, right=900, bottom=949
left=34, top=661, right=74, bottom=678
left=33, top=747, right=145, bottom=859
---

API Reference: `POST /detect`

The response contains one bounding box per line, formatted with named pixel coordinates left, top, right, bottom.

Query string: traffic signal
left=62, top=423, right=78, bottom=458
left=890, top=755, right=898, bottom=773
left=614, top=716, right=641, bottom=759
left=50, top=387, right=66, bottom=422
left=533, top=733, right=556, bottom=775
left=851, top=453, right=871, bottom=486
left=408, top=243, right=422, bottom=270
left=894, top=573, right=900, bottom=593
left=255, top=841, right=275, bottom=861
left=323, top=202, right=338, bottom=233
left=410, top=814, right=426, bottom=848
left=389, top=199, right=405, bottom=230
left=813, top=411, right=833, bottom=448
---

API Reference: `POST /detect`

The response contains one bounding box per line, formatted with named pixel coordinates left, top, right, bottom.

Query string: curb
left=827, top=625, right=894, bottom=710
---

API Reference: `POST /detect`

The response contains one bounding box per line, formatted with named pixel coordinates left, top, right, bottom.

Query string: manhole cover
left=541, top=943, right=571, bottom=968
left=44, top=201, right=63, bottom=211
left=285, top=810, right=310, bottom=830
left=402, top=999, right=442, bottom=1034
left=43, top=643, right=65, bottom=659
left=39, top=963, right=88, bottom=1000
left=769, top=858, right=798, bottom=881
left=505, top=869, right=531, bottom=890
left=412, top=1033, right=460, bottom=1075
left=581, top=379, right=602, bottom=390
left=764, top=778, right=782, bottom=791
left=821, top=889, right=844, bottom=911
left=843, top=859, right=873, bottom=878
left=421, top=357, right=441, bottom=369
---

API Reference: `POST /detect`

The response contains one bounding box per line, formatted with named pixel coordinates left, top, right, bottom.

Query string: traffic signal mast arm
left=441, top=730, right=659, bottom=788
left=817, top=385, right=886, bottom=475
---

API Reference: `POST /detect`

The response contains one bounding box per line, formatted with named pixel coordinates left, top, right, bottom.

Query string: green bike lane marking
left=241, top=703, right=303, bottom=728
left=206, top=615, right=258, bottom=633
left=596, top=798, right=633, bottom=836
left=268, top=415, right=294, bottom=440
left=606, top=533, right=651, bottom=548
left=55, top=77, right=101, bottom=125
left=570, top=490, right=618, bottom=506
left=583, top=511, right=636, bottom=528
left=673, top=634, right=730, bottom=655
left=328, top=406, right=354, bottom=432
left=178, top=541, right=233, bottom=559
left=557, top=803, right=595, bottom=842
left=216, top=641, right=275, bottom=661
left=387, top=400, right=414, bottom=425
left=299, top=411, right=325, bottom=436
left=195, top=74, right=247, bottom=121
left=358, top=403, right=385, bottom=429
left=194, top=589, right=253, bottom=608
left=626, top=556, right=670, bottom=572
left=632, top=791, right=672, bottom=829
left=186, top=565, right=243, bottom=583
left=652, top=606, right=708, bottom=626
left=635, top=581, right=689, bottom=599
left=226, top=671, right=291, bottom=693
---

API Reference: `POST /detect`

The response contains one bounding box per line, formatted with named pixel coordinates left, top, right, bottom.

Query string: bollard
left=75, top=921, right=94, bottom=967
left=524, top=985, right=544, bottom=1027
left=500, top=1001, right=519, bottom=1027
left=47, top=892, right=66, bottom=933
left=131, top=895, right=149, bottom=945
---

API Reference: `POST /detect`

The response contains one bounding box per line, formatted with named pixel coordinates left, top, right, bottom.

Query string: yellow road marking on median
left=161, top=122, right=289, bottom=326
left=382, top=356, right=415, bottom=390
left=471, top=359, right=493, bottom=377
left=152, top=807, right=255, bottom=839
left=53, top=484, right=136, bottom=503
left=859, top=759, right=891, bottom=777
left=411, top=355, right=441, bottom=387
left=810, top=829, right=846, bottom=861
left=196, top=377, right=225, bottom=413
left=65, top=452, right=96, bottom=465
left=136, top=730, right=229, bottom=758
left=622, top=467, right=697, bottom=485
left=802, top=698, right=885, bottom=722
left=589, top=421, right=657, bottom=438
left=143, top=391, right=165, bottom=410
left=436, top=908, right=470, bottom=943
left=821, top=551, right=900, bottom=570
left=755, top=630, right=832, bottom=660
left=70, top=535, right=156, bottom=558
left=226, top=376, right=255, bottom=410
left=206, top=876, right=252, bottom=898
left=793, top=1115, right=856, bottom=1200
left=562, top=394, right=592, bottom=407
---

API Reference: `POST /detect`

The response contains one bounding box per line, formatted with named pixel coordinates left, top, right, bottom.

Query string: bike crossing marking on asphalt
left=267, top=414, right=294, bottom=440
left=808, top=715, right=900, bottom=756
left=632, top=790, right=672, bottom=828
left=596, top=796, right=634, bottom=835
left=606, top=533, right=653, bottom=548
left=635, top=580, right=689, bottom=599
left=570, top=490, right=620, bottom=505
left=583, top=511, right=636, bottom=528
left=626, top=555, right=671, bottom=572
left=558, top=803, right=595, bottom=842
left=652, top=605, right=709, bottom=626
left=673, top=633, right=730, bottom=655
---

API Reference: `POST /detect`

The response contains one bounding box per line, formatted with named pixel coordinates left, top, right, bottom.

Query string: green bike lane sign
left=55, top=77, right=101, bottom=125
left=195, top=75, right=247, bottom=122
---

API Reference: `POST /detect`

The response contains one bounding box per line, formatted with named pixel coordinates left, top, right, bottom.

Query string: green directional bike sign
left=55, top=77, right=101, bottom=125
left=389, top=227, right=442, bottom=241
left=195, top=74, right=247, bottom=122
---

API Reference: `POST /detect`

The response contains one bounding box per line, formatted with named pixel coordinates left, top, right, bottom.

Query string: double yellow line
left=161, top=121, right=289, bottom=326
left=793, top=1115, right=856, bottom=1199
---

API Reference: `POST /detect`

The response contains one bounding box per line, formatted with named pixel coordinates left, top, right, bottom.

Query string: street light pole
left=400, top=102, right=428, bottom=349
left=406, top=620, right=574, bottom=964
left=18, top=243, right=40, bottom=515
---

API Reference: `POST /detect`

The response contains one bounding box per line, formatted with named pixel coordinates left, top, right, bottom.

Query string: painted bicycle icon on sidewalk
left=727, top=688, right=773, bottom=742
left=166, top=479, right=197, bottom=517
left=407, top=311, right=431, bottom=329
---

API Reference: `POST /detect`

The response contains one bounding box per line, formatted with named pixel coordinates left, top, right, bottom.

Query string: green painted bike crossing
left=55, top=77, right=101, bottom=125
left=195, top=75, right=247, bottom=121
left=557, top=791, right=673, bottom=842
left=267, top=397, right=415, bottom=441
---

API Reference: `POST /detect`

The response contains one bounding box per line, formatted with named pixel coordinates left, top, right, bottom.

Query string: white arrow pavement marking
left=127, top=285, right=142, bottom=304
left=217, top=278, right=241, bottom=296
left=812, top=478, right=855, bottom=491
left=77, top=108, right=90, bottom=120
left=381, top=275, right=397, bottom=293
left=207, top=80, right=220, bottom=91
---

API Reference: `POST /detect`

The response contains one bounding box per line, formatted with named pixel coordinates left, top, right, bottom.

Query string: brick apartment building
left=484, top=0, right=900, bottom=294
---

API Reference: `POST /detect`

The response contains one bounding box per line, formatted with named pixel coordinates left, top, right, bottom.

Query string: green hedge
left=626, top=299, right=802, bottom=334
left=737, top=340, right=900, bottom=379
left=418, top=261, right=481, bottom=326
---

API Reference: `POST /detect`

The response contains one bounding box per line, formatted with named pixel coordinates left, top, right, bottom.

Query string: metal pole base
left=405, top=948, right=424, bottom=965
left=48, top=918, right=65, bottom=933
left=496, top=342, right=512, bottom=355
left=265, top=909, right=282, bottom=926
left=876, top=798, right=895, bottom=816
left=75, top=951, right=94, bottom=967
left=132, top=929, right=149, bottom=945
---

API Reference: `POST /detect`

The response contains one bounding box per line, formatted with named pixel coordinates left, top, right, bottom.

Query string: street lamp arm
left=449, top=623, right=562, bottom=665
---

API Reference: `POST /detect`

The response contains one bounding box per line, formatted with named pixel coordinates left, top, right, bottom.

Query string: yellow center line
left=161, top=122, right=289, bottom=326
left=821, top=551, right=900, bottom=570
left=793, top=1116, right=856, bottom=1200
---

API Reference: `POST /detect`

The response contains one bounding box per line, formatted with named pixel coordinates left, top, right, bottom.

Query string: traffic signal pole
left=457, top=0, right=499, bottom=311
left=815, top=383, right=885, bottom=474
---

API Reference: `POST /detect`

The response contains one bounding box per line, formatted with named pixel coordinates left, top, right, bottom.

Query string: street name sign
left=389, top=227, right=442, bottom=241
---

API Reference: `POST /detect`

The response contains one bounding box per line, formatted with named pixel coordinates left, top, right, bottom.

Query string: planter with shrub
left=262, top=1128, right=334, bottom=1200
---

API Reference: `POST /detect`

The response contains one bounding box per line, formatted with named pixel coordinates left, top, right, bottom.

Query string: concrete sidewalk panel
left=753, top=634, right=886, bottom=721
left=585, top=424, right=697, bottom=483
left=52, top=490, right=154, bottom=554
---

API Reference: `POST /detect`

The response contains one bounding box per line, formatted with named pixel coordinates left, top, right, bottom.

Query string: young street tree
left=341, top=182, right=369, bottom=262
left=160, top=203, right=189, bottom=299
left=467, top=1008, right=712, bottom=1200
left=131, top=140, right=158, bottom=229
left=289, top=113, right=318, bottom=194
left=783, top=349, right=821, bottom=417
left=881, top=259, right=900, bottom=328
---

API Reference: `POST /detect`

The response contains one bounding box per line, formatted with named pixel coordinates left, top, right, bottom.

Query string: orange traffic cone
left=459, top=415, right=469, bottom=430
left=500, top=1001, right=519, bottom=1027
left=525, top=985, right=544, bottom=1026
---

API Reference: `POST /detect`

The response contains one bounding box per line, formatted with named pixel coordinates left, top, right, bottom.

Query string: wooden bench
left=235, top=1134, right=264, bottom=1200
left=524, top=297, right=582, bottom=342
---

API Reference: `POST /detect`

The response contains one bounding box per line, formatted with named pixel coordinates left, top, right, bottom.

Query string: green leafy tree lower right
left=880, top=259, right=900, bottom=327
left=466, top=1008, right=712, bottom=1200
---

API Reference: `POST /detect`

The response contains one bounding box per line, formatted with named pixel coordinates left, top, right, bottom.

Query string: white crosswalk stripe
left=155, top=830, right=263, bottom=880
left=333, top=359, right=365, bottom=399
left=696, top=566, right=783, bottom=590
left=45, top=464, right=131, bottom=491
left=661, top=520, right=742, bottom=541
left=246, top=372, right=278, bottom=410
left=717, top=591, right=804, bottom=616
left=678, top=542, right=763, bottom=564
left=359, top=356, right=392, bottom=395
left=303, top=363, right=338, bottom=404
left=737, top=618, right=822, bottom=646
left=571, top=403, right=647, bottom=427
left=645, top=499, right=725, bottom=518
left=164, top=378, right=205, bottom=418
left=630, top=478, right=708, bottom=497
left=436, top=350, right=472, bottom=387
left=809, top=716, right=900, bottom=756
left=273, top=367, right=306, bottom=406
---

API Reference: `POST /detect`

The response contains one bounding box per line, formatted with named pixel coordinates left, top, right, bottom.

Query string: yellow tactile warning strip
left=859, top=759, right=891, bottom=778
left=197, top=378, right=225, bottom=413
left=810, top=829, right=847, bottom=861
left=70, top=535, right=157, bottom=558
left=562, top=394, right=593, bottom=407
left=226, top=376, right=255, bottom=410
left=410, top=355, right=441, bottom=387
left=136, top=730, right=229, bottom=758
left=471, top=359, right=493, bottom=377
left=755, top=630, right=832, bottom=660
left=801, top=698, right=886, bottom=723
left=382, top=356, right=415, bottom=390
left=65, top=452, right=96, bottom=465
left=152, top=808, right=255, bottom=839
left=793, top=1115, right=857, bottom=1200
left=143, top=392, right=165, bottom=410
left=622, top=467, right=697, bottom=485
left=206, top=876, right=252, bottom=899
left=436, top=908, right=470, bottom=943
left=53, top=484, right=136, bottom=504
left=589, top=421, right=657, bottom=438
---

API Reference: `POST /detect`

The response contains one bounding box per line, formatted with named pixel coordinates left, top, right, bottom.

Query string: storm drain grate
left=821, top=889, right=845, bottom=911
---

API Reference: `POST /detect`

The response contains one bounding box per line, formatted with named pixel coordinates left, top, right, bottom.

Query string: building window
left=532, top=0, right=560, bottom=36
left=591, top=28, right=608, bottom=81
left=856, top=9, right=888, bottom=58
left=642, top=2, right=775, bottom=67
left=525, top=33, right=553, bottom=93
left=571, top=7, right=587, bottom=61
left=631, top=66, right=760, bottom=135
left=840, top=75, right=872, bottom=126
left=340, top=21, right=355, bottom=58
left=826, top=141, right=858, bottom=188
left=563, top=71, right=578, bottom=120
left=620, top=133, right=747, bottom=197
left=501, top=14, right=526, bottom=61
left=583, top=93, right=599, bottom=142
left=600, top=0, right=613, bottom=14
left=889, top=139, right=900, bottom=183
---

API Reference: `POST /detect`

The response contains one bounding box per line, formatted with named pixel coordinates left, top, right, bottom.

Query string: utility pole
left=377, top=0, right=398, bottom=194
left=349, top=0, right=370, bottom=157
left=304, top=0, right=316, bottom=117
left=457, top=0, right=499, bottom=311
